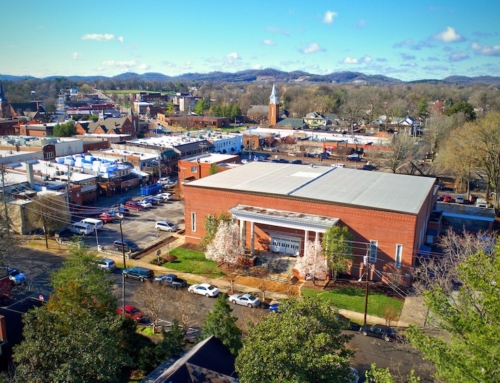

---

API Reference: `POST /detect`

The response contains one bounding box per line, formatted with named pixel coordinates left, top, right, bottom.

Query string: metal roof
left=188, top=162, right=436, bottom=215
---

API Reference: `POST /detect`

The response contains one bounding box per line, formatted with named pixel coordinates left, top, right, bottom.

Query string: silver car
left=155, top=220, right=178, bottom=232
left=228, top=293, right=261, bottom=308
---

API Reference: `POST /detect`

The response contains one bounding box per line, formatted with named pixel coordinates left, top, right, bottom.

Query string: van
left=68, top=222, right=94, bottom=235
left=81, top=218, right=104, bottom=230
left=476, top=198, right=488, bottom=208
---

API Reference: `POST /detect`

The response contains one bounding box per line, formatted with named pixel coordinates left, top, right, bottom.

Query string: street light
left=119, top=218, right=127, bottom=317
left=363, top=254, right=370, bottom=326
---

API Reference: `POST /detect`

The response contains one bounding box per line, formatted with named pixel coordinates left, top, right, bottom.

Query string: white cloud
left=227, top=52, right=240, bottom=60
left=361, top=55, right=372, bottom=63
left=117, top=36, right=124, bottom=43
left=354, top=19, right=366, bottom=28
left=448, top=51, right=469, bottom=62
left=301, top=42, right=325, bottom=54
left=323, top=11, right=338, bottom=24
left=253, top=64, right=263, bottom=69
left=431, top=27, right=464, bottom=43
left=138, top=63, right=150, bottom=70
left=82, top=33, right=117, bottom=41
left=471, top=42, right=500, bottom=56
left=181, top=61, right=193, bottom=70
left=343, top=57, right=359, bottom=64
left=101, top=60, right=137, bottom=69
left=262, top=39, right=275, bottom=46
left=225, top=52, right=242, bottom=66
left=71, top=52, right=80, bottom=60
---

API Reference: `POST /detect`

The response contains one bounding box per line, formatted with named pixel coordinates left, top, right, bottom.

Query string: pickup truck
left=154, top=273, right=187, bottom=289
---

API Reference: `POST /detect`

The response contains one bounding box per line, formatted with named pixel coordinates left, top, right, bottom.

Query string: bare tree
left=132, top=282, right=169, bottom=333
left=165, top=291, right=206, bottom=337
left=294, top=239, right=328, bottom=285
left=422, top=110, right=457, bottom=156
left=411, top=227, right=496, bottom=296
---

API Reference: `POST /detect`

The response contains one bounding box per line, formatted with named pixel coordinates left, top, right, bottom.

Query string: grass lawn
left=166, top=247, right=225, bottom=278
left=302, top=286, right=403, bottom=319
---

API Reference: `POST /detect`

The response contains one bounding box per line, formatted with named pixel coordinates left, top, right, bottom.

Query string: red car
left=99, top=213, right=116, bottom=223
left=443, top=194, right=453, bottom=203
left=124, top=200, right=145, bottom=211
left=117, top=304, right=146, bottom=322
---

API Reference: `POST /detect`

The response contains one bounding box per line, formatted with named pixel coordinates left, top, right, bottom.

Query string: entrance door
left=271, top=236, right=301, bottom=256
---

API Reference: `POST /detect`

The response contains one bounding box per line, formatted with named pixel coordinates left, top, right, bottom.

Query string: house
left=75, top=116, right=139, bottom=137
left=143, top=336, right=237, bottom=383
left=183, top=162, right=437, bottom=285
left=303, top=112, right=328, bottom=127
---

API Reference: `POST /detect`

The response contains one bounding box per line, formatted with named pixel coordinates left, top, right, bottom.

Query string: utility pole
left=363, top=254, right=370, bottom=326
left=66, top=164, right=71, bottom=206
left=119, top=218, right=127, bottom=316
left=0, top=165, right=8, bottom=229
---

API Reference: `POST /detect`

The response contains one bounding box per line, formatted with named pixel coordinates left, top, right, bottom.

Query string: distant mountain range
left=1, top=69, right=500, bottom=86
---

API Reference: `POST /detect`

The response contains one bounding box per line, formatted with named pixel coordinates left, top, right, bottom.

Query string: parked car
left=117, top=304, right=146, bottom=322
left=124, top=201, right=145, bottom=211
left=151, top=195, right=164, bottom=203
left=455, top=194, right=465, bottom=204
left=122, top=266, right=154, bottom=282
left=96, top=258, right=116, bottom=272
left=99, top=212, right=116, bottom=223
left=269, top=301, right=280, bottom=313
left=68, top=222, right=94, bottom=235
left=362, top=164, right=376, bottom=171
left=442, top=194, right=453, bottom=203
left=359, top=324, right=397, bottom=342
left=347, top=153, right=361, bottom=161
left=155, top=220, right=178, bottom=232
left=142, top=197, right=158, bottom=205
left=228, top=293, right=261, bottom=308
left=155, top=273, right=187, bottom=289
left=110, top=205, right=130, bottom=216
left=113, top=239, right=139, bottom=253
left=291, top=159, right=302, bottom=165
left=139, top=199, right=153, bottom=209
left=331, top=163, right=345, bottom=168
left=7, top=267, right=26, bottom=285
left=156, top=192, right=172, bottom=201
left=188, top=283, right=219, bottom=297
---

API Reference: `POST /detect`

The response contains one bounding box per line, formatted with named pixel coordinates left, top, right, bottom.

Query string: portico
left=229, top=204, right=339, bottom=256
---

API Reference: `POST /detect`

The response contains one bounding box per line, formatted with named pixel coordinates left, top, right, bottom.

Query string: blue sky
left=2, top=0, right=499, bottom=81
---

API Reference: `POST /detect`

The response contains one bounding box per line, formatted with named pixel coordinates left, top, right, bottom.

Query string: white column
left=250, top=221, right=255, bottom=257
left=239, top=219, right=245, bottom=247
left=315, top=231, right=319, bottom=244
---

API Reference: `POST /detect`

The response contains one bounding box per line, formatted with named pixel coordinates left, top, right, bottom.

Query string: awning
left=229, top=204, right=339, bottom=232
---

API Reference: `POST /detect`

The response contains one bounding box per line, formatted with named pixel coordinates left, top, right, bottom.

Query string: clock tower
left=268, top=84, right=279, bottom=126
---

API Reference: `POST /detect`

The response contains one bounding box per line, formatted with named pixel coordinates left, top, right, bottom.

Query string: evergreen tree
left=201, top=294, right=242, bottom=355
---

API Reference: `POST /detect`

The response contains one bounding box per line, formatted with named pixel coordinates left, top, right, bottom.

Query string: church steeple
left=269, top=83, right=278, bottom=105
left=268, top=84, right=279, bottom=126
left=0, top=81, right=7, bottom=103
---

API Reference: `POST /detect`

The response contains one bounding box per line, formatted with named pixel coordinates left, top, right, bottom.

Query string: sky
left=1, top=0, right=500, bottom=81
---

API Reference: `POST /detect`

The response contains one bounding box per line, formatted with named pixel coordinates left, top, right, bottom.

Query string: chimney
left=0, top=315, right=7, bottom=342
left=25, top=163, right=34, bottom=188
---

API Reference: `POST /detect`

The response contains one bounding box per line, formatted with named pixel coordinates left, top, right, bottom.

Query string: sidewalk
left=24, top=237, right=426, bottom=325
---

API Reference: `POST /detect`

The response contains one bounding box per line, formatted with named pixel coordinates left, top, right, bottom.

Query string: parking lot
left=70, top=189, right=185, bottom=255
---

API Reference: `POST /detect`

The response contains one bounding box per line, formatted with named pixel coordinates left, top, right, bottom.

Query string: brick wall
left=184, top=185, right=433, bottom=282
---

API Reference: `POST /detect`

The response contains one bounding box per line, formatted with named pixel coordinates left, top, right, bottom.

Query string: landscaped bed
left=302, top=285, right=404, bottom=319
left=165, top=247, right=225, bottom=278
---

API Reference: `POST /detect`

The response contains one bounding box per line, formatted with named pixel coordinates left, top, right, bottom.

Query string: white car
left=155, top=220, right=178, bottom=232
left=331, top=163, right=345, bottom=168
left=139, top=200, right=152, bottom=208
left=229, top=293, right=261, bottom=308
left=156, top=193, right=171, bottom=201
left=188, top=283, right=219, bottom=297
left=455, top=194, right=465, bottom=204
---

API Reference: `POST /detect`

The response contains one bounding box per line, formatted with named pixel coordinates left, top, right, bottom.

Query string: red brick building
left=75, top=116, right=138, bottom=136
left=183, top=162, right=437, bottom=284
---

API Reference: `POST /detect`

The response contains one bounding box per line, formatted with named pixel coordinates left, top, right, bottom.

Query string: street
left=9, top=246, right=434, bottom=382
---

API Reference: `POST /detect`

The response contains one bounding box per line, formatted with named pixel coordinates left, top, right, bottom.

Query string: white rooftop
left=188, top=162, right=436, bottom=215
left=183, top=153, right=239, bottom=164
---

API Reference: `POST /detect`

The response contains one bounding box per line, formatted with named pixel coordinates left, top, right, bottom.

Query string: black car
left=113, top=239, right=139, bottom=252
left=123, top=266, right=154, bottom=282
left=291, top=159, right=302, bottom=164
left=359, top=324, right=397, bottom=341
left=362, top=164, right=376, bottom=171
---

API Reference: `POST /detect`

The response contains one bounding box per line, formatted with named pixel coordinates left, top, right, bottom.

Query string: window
left=191, top=212, right=196, bottom=232
left=369, top=240, right=378, bottom=263
left=190, top=166, right=197, bottom=173
left=395, top=244, right=403, bottom=268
